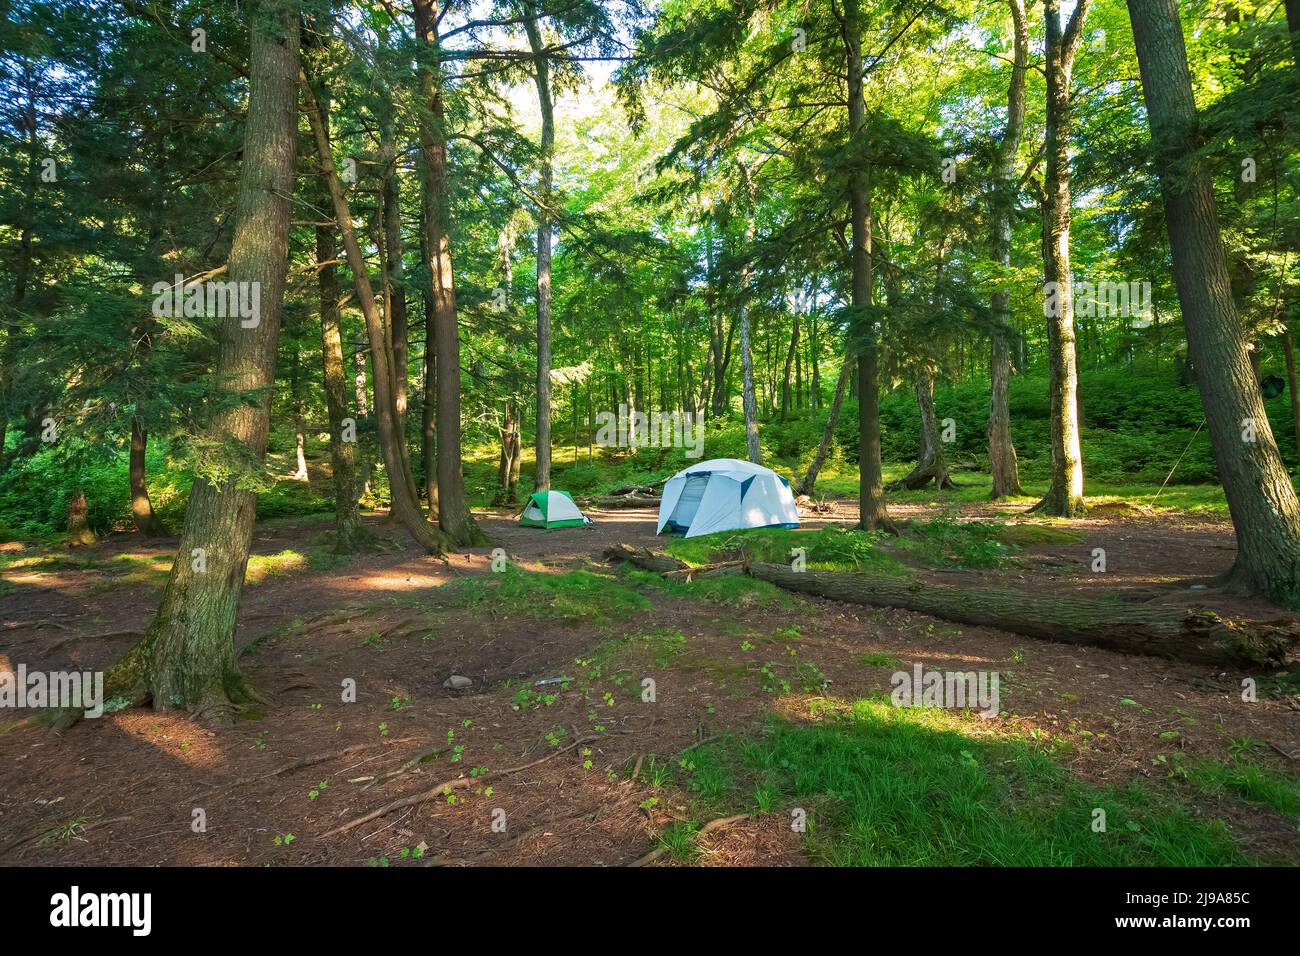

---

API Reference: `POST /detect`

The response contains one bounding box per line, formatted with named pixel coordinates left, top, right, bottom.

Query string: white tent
left=656, top=458, right=800, bottom=538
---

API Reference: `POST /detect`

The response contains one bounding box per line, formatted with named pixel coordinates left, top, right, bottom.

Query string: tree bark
left=380, top=110, right=409, bottom=427
left=780, top=311, right=800, bottom=423
left=891, top=375, right=954, bottom=490
left=1128, top=0, right=1300, bottom=607
left=797, top=349, right=851, bottom=496
left=1284, top=326, right=1300, bottom=466
left=1033, top=0, right=1090, bottom=518
left=988, top=0, right=1028, bottom=499
left=129, top=419, right=168, bottom=536
left=290, top=347, right=309, bottom=481
left=737, top=165, right=761, bottom=463
left=302, top=68, right=453, bottom=554
left=91, top=2, right=302, bottom=721
left=413, top=0, right=487, bottom=546
left=525, top=2, right=554, bottom=492
left=307, top=71, right=371, bottom=553
left=844, top=0, right=893, bottom=532
left=746, top=562, right=1299, bottom=669
left=66, top=488, right=96, bottom=547
left=494, top=397, right=522, bottom=505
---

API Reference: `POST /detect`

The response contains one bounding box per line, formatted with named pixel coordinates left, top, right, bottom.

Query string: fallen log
left=589, top=495, right=662, bottom=509
left=604, top=544, right=688, bottom=573
left=605, top=477, right=668, bottom=496
left=745, top=562, right=1300, bottom=669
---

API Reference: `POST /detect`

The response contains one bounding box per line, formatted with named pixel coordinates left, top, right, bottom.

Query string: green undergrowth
left=661, top=518, right=1083, bottom=574
left=433, top=567, right=650, bottom=626
left=621, top=566, right=797, bottom=608
left=1183, top=756, right=1300, bottom=816
left=666, top=697, right=1251, bottom=866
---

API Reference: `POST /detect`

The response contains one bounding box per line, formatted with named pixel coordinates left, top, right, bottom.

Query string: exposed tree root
left=188, top=744, right=372, bottom=801
left=320, top=732, right=618, bottom=839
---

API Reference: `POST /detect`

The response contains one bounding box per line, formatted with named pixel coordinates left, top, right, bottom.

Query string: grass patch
left=894, top=515, right=1018, bottom=569
left=437, top=567, right=649, bottom=626
left=244, top=549, right=308, bottom=585
left=857, top=651, right=905, bottom=669
left=997, top=523, right=1084, bottom=547
left=664, top=526, right=910, bottom=576
left=1185, top=757, right=1300, bottom=815
left=674, top=697, right=1249, bottom=865
left=623, top=566, right=797, bottom=608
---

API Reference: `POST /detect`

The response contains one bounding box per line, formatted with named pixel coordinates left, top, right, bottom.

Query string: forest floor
left=2, top=492, right=1298, bottom=866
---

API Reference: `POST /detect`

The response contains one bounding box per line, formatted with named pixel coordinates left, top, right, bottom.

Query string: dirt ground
left=1, top=497, right=1297, bottom=866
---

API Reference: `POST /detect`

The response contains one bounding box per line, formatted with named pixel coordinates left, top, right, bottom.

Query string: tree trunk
left=1033, top=0, right=1090, bottom=518
left=746, top=562, right=1298, bottom=669
left=412, top=0, right=486, bottom=546
left=1128, top=0, right=1300, bottom=607
left=129, top=419, right=168, bottom=536
left=1284, top=326, right=1300, bottom=466
left=310, top=85, right=371, bottom=553
left=891, top=375, right=954, bottom=490
left=91, top=3, right=303, bottom=722
left=494, top=398, right=522, bottom=506
left=525, top=3, right=554, bottom=492
left=845, top=0, right=893, bottom=532
left=797, top=349, right=851, bottom=496
left=380, top=110, right=409, bottom=428
left=290, top=347, right=309, bottom=481
left=66, top=488, right=96, bottom=547
left=988, top=0, right=1028, bottom=499
left=781, top=312, right=800, bottom=423
left=420, top=228, right=439, bottom=520
left=737, top=165, right=761, bottom=463
left=302, top=67, right=452, bottom=555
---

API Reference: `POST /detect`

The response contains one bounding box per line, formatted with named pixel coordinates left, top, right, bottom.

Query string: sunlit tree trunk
left=988, top=0, right=1028, bottom=499
left=129, top=419, right=167, bottom=536
left=1033, top=0, right=1090, bottom=518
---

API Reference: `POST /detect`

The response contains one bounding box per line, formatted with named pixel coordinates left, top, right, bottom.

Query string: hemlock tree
left=524, top=0, right=556, bottom=491
left=1127, top=0, right=1300, bottom=607
left=56, top=0, right=303, bottom=724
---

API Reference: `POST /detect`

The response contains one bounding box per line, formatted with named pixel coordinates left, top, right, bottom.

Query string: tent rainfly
left=656, top=458, right=799, bottom=538
left=519, top=490, right=589, bottom=529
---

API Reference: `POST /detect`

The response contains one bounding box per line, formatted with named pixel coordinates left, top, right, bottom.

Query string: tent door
left=668, top=474, right=709, bottom=531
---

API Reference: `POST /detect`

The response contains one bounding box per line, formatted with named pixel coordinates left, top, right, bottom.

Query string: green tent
left=518, top=490, right=588, bottom=529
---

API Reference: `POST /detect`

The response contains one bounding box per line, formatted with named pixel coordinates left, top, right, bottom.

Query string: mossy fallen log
left=745, top=561, right=1300, bottom=669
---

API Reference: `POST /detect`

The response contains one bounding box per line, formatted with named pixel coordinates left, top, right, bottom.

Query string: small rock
left=443, top=675, right=473, bottom=690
